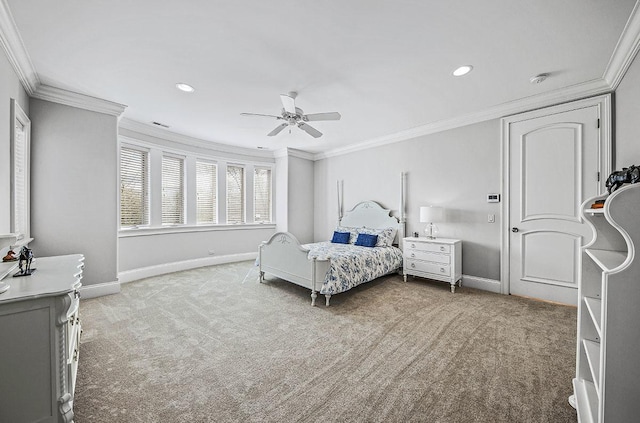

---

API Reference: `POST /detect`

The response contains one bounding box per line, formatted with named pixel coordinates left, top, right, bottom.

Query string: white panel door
left=508, top=105, right=602, bottom=305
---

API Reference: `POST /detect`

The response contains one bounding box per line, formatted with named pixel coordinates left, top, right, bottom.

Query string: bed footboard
left=258, top=232, right=330, bottom=305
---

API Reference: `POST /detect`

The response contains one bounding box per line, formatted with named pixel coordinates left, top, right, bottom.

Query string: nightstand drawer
left=404, top=250, right=450, bottom=264
left=404, top=241, right=451, bottom=254
left=405, top=259, right=451, bottom=276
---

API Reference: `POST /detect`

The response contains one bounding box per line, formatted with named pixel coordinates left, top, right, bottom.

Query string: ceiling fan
left=241, top=92, right=341, bottom=138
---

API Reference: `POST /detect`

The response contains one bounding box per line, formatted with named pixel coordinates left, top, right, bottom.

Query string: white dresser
left=0, top=254, right=84, bottom=423
left=402, top=237, right=462, bottom=292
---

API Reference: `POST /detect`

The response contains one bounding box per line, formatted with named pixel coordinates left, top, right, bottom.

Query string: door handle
left=512, top=227, right=519, bottom=233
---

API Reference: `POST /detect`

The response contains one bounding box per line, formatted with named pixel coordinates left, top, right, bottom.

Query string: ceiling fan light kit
left=241, top=92, right=341, bottom=138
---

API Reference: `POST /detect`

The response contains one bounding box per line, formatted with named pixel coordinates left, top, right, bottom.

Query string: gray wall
left=272, top=151, right=314, bottom=244
left=29, top=99, right=118, bottom=286
left=314, top=119, right=502, bottom=281
left=0, top=51, right=30, bottom=239
left=287, top=155, right=314, bottom=243
left=615, top=52, right=640, bottom=167
left=119, top=228, right=275, bottom=272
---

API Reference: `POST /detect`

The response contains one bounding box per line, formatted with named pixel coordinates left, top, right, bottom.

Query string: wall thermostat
left=487, top=193, right=500, bottom=203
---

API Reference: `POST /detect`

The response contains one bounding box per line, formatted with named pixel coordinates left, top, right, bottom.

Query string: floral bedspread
left=303, top=241, right=403, bottom=295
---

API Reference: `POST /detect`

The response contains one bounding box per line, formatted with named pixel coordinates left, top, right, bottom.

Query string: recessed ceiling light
left=175, top=83, right=195, bottom=93
left=452, top=65, right=473, bottom=77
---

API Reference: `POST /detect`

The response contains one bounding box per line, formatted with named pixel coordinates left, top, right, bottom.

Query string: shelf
left=584, top=297, right=602, bottom=338
left=585, top=208, right=605, bottom=215
left=573, top=378, right=598, bottom=423
left=585, top=248, right=628, bottom=271
left=583, top=339, right=601, bottom=395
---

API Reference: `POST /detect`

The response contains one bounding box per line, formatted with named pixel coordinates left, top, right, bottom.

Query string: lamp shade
left=419, top=206, right=443, bottom=223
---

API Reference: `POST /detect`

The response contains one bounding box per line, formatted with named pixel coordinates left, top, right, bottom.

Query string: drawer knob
left=440, top=268, right=445, bottom=272
left=411, top=263, right=416, bottom=268
left=440, top=246, right=445, bottom=251
left=411, top=253, right=415, bottom=258
left=411, top=243, right=416, bottom=248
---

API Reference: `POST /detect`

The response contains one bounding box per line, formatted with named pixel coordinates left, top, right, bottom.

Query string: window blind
left=120, top=147, right=149, bottom=227
left=196, top=160, right=217, bottom=224
left=12, top=119, right=28, bottom=239
left=162, top=155, right=185, bottom=224
left=226, top=165, right=245, bottom=224
left=254, top=167, right=271, bottom=223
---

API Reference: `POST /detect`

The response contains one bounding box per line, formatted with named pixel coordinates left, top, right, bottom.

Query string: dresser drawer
left=404, top=241, right=450, bottom=254
left=404, top=249, right=450, bottom=264
left=405, top=259, right=451, bottom=276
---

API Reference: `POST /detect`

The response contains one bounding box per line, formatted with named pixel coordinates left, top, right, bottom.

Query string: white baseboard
left=118, top=252, right=257, bottom=284
left=80, top=281, right=121, bottom=299
left=462, top=274, right=502, bottom=294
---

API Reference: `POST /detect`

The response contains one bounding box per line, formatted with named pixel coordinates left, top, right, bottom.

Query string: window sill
left=119, top=223, right=276, bottom=238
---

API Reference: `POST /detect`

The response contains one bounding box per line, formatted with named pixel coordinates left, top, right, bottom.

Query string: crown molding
left=0, top=0, right=39, bottom=95
left=603, top=0, right=640, bottom=89
left=31, top=84, right=127, bottom=116
left=315, top=78, right=612, bottom=160
left=119, top=118, right=274, bottom=159
left=274, top=147, right=315, bottom=161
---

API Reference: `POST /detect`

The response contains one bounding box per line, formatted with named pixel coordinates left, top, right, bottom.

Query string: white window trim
left=10, top=99, right=31, bottom=242
left=226, top=163, right=246, bottom=224
left=119, top=143, right=150, bottom=229
left=161, top=153, right=186, bottom=225
left=253, top=166, right=273, bottom=223
left=118, top=137, right=274, bottom=235
left=195, top=159, right=218, bottom=225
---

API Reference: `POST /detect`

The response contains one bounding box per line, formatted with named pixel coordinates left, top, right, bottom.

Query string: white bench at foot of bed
left=259, top=232, right=333, bottom=306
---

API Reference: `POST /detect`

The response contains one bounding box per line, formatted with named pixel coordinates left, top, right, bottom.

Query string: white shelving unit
left=573, top=183, right=640, bottom=422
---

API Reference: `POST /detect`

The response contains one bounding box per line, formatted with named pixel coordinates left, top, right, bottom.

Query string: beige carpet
left=74, top=262, right=577, bottom=423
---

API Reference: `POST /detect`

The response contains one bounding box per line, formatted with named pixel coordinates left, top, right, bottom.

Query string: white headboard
left=339, top=201, right=403, bottom=244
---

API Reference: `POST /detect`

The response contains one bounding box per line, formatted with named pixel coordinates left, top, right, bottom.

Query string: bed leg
left=259, top=271, right=264, bottom=283
left=325, top=294, right=331, bottom=307
left=311, top=290, right=317, bottom=306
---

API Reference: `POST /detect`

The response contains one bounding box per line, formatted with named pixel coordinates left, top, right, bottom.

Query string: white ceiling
left=3, top=0, right=639, bottom=155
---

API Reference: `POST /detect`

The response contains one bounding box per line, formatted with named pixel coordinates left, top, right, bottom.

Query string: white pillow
left=334, top=226, right=359, bottom=244
left=357, top=227, right=397, bottom=247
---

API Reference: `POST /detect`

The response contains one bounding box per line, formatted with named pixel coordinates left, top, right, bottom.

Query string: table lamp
left=419, top=206, right=443, bottom=239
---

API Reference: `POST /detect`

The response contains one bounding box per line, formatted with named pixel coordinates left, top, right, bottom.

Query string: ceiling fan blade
left=267, top=123, right=288, bottom=136
left=240, top=112, right=281, bottom=119
left=298, top=122, right=322, bottom=138
left=303, top=112, right=341, bottom=121
left=280, top=94, right=296, bottom=114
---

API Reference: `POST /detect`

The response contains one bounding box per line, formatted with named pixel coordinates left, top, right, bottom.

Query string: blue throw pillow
left=331, top=231, right=351, bottom=244
left=355, top=233, right=378, bottom=247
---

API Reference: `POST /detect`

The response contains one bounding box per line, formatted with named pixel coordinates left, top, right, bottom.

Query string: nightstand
left=403, top=237, right=462, bottom=292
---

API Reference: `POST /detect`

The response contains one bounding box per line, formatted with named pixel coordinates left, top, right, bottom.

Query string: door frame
left=500, top=94, right=612, bottom=296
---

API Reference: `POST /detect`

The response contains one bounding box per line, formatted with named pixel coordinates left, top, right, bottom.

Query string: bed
left=258, top=200, right=405, bottom=306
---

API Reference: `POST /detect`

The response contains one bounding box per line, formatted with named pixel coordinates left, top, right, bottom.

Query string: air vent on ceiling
left=152, top=121, right=170, bottom=128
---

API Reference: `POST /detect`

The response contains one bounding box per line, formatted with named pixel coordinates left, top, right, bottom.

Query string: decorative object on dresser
left=571, top=182, right=640, bottom=422
left=403, top=237, right=462, bottom=293
left=419, top=206, right=443, bottom=239
left=13, top=246, right=36, bottom=277
left=0, top=254, right=84, bottom=423
left=604, top=164, right=639, bottom=194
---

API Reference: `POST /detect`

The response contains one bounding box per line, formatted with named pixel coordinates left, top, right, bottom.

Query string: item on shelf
left=605, top=164, right=640, bottom=194
left=2, top=250, right=17, bottom=262
left=13, top=246, right=36, bottom=277
left=590, top=201, right=605, bottom=209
